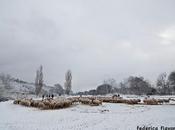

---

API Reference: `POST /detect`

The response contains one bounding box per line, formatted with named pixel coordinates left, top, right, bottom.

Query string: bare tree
left=156, top=72, right=169, bottom=94
left=35, top=65, right=43, bottom=96
left=0, top=73, right=11, bottom=89
left=168, top=71, right=175, bottom=94
left=35, top=70, right=39, bottom=95
left=64, top=70, right=72, bottom=95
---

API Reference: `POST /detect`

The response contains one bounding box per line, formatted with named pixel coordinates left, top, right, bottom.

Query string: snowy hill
left=0, top=74, right=63, bottom=99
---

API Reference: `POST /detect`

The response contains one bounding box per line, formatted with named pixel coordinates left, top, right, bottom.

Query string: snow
left=0, top=78, right=55, bottom=99
left=0, top=100, right=175, bottom=130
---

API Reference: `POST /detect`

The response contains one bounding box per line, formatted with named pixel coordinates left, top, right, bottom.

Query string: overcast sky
left=0, top=0, right=175, bottom=91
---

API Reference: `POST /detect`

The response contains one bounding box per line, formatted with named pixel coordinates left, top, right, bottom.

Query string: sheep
left=33, top=100, right=40, bottom=107
left=19, top=99, right=31, bottom=107
left=40, top=99, right=55, bottom=109
left=13, top=99, right=21, bottom=104
left=91, top=99, right=102, bottom=106
left=79, top=98, right=91, bottom=105
left=67, top=97, right=79, bottom=104
left=30, top=100, right=35, bottom=107
left=43, top=100, right=50, bottom=106
left=63, top=100, right=72, bottom=108
left=132, top=99, right=140, bottom=104
left=49, top=100, right=57, bottom=109
left=143, top=99, right=158, bottom=105
left=125, top=99, right=140, bottom=105
left=77, top=97, right=102, bottom=106
left=101, top=97, right=112, bottom=103
left=157, top=99, right=164, bottom=104
left=54, top=101, right=64, bottom=109
left=113, top=99, right=127, bottom=103
left=38, top=102, right=46, bottom=109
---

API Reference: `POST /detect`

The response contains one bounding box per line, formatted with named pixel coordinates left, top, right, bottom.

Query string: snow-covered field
left=0, top=100, right=175, bottom=130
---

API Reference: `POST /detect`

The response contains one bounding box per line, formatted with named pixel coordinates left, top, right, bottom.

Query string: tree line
left=1, top=67, right=175, bottom=96
left=77, top=71, right=175, bottom=95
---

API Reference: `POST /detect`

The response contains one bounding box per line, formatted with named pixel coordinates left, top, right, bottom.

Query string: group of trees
left=77, top=77, right=153, bottom=96
left=77, top=84, right=113, bottom=96
left=34, top=65, right=72, bottom=96
left=118, top=76, right=156, bottom=95
left=77, top=71, right=175, bottom=96
left=156, top=72, right=175, bottom=95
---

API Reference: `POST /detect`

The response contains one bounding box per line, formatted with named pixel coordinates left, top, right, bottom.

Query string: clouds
left=159, top=26, right=175, bottom=45
left=0, top=0, right=175, bottom=91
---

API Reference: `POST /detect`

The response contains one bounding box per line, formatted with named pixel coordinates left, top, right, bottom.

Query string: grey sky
left=0, top=0, right=175, bottom=91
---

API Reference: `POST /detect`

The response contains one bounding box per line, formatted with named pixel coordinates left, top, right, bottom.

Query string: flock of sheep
left=95, top=96, right=170, bottom=105
left=13, top=96, right=171, bottom=110
left=13, top=98, right=73, bottom=109
left=13, top=97, right=103, bottom=110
